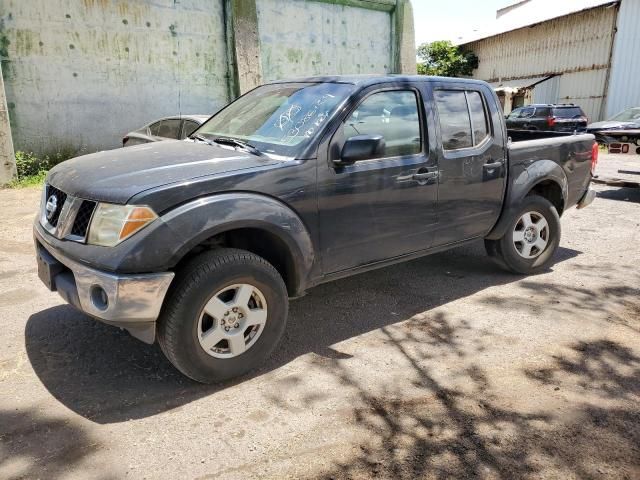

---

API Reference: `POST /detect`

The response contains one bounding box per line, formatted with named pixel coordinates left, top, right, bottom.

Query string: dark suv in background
left=506, top=104, right=588, bottom=132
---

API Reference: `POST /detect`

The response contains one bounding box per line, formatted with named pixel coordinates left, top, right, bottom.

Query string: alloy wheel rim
left=197, top=283, right=268, bottom=359
left=513, top=211, right=549, bottom=259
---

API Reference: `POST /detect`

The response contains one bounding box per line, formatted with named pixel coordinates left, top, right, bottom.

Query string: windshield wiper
left=189, top=133, right=215, bottom=145
left=211, top=137, right=263, bottom=156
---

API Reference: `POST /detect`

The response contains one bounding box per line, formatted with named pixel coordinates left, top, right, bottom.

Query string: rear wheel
left=485, top=195, right=561, bottom=274
left=157, top=248, right=288, bottom=383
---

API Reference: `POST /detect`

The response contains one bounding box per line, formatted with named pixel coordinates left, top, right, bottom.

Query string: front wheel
left=485, top=195, right=561, bottom=274
left=157, top=248, right=288, bottom=383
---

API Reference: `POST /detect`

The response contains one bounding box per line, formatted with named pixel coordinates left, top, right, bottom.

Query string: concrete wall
left=0, top=0, right=230, bottom=157
left=256, top=0, right=393, bottom=80
left=0, top=0, right=415, bottom=172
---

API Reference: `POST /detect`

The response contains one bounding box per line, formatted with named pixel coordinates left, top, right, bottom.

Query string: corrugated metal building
left=458, top=0, right=640, bottom=121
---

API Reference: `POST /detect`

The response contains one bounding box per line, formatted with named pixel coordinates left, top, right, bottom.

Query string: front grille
left=71, top=200, right=97, bottom=237
left=45, top=185, right=67, bottom=227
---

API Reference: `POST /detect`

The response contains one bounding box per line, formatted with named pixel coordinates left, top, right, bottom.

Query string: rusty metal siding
left=606, top=0, right=640, bottom=117
left=465, top=4, right=618, bottom=121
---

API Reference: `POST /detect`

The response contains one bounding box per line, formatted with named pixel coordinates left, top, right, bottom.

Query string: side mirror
left=337, top=134, right=385, bottom=165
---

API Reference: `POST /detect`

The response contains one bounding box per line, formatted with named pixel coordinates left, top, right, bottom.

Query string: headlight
left=87, top=203, right=158, bottom=247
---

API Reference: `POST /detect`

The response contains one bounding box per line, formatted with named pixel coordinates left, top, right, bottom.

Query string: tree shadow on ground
left=310, top=312, right=640, bottom=479
left=25, top=242, right=579, bottom=424
left=302, top=265, right=640, bottom=480
left=0, top=407, right=113, bottom=480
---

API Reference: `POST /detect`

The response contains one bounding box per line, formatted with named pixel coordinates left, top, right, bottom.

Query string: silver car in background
left=122, top=115, right=210, bottom=147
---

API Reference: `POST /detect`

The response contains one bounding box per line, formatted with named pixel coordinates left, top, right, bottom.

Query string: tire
left=157, top=248, right=288, bottom=384
left=485, top=195, right=561, bottom=274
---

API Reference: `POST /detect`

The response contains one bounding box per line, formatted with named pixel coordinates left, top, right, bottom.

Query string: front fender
left=161, top=193, right=315, bottom=291
left=485, top=159, right=568, bottom=240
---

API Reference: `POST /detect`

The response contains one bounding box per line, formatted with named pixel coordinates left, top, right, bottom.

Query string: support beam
left=228, top=0, right=263, bottom=96
left=393, top=0, right=416, bottom=74
left=0, top=61, right=15, bottom=184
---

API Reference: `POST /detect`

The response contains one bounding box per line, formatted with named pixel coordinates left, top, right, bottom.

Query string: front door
left=431, top=85, right=506, bottom=245
left=317, top=86, right=439, bottom=274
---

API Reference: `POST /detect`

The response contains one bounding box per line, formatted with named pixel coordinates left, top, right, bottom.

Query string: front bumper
left=34, top=227, right=174, bottom=344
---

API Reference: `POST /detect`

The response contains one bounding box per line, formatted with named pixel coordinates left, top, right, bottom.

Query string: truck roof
left=268, top=74, right=489, bottom=88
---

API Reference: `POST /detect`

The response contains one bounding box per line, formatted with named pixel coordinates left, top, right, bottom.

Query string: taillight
left=591, top=141, right=598, bottom=174
left=546, top=116, right=556, bottom=128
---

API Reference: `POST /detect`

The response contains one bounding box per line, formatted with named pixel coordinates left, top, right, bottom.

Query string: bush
left=14, top=151, right=51, bottom=180
left=8, top=149, right=77, bottom=188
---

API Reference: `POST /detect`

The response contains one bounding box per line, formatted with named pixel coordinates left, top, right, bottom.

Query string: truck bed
left=507, top=130, right=595, bottom=208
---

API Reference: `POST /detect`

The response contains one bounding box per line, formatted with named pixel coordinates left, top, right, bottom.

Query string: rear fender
left=486, top=159, right=568, bottom=240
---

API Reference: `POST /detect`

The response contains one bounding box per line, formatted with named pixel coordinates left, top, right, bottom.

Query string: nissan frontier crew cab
left=34, top=76, right=597, bottom=383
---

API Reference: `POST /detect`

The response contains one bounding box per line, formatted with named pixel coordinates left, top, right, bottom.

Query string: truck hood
left=47, top=140, right=282, bottom=204
left=587, top=120, right=640, bottom=131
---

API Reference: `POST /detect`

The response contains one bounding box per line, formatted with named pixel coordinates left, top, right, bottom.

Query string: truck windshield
left=194, top=82, right=354, bottom=157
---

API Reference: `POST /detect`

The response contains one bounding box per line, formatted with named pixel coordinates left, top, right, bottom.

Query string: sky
left=412, top=0, right=511, bottom=46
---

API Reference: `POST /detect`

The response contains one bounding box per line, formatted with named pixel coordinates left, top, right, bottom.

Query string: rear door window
left=434, top=90, right=473, bottom=150
left=467, top=91, right=489, bottom=145
left=434, top=89, right=492, bottom=150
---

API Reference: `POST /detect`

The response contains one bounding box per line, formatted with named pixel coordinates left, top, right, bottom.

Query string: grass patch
left=4, top=150, right=75, bottom=189
left=6, top=170, right=48, bottom=188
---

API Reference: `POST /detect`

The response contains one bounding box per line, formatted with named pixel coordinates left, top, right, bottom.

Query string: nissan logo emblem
left=45, top=195, right=58, bottom=221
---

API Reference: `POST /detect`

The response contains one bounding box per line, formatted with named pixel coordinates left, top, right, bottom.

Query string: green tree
left=416, top=40, right=478, bottom=77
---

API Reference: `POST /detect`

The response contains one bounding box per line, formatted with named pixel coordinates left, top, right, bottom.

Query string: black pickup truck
left=34, top=75, right=597, bottom=383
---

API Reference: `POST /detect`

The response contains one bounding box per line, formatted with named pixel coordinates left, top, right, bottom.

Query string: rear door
left=431, top=83, right=506, bottom=245
left=317, top=84, right=439, bottom=273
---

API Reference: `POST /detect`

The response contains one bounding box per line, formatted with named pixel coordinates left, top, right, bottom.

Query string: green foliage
left=416, top=40, right=478, bottom=77
left=7, top=150, right=74, bottom=189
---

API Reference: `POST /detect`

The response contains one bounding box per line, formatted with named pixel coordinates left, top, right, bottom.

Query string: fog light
left=90, top=285, right=109, bottom=311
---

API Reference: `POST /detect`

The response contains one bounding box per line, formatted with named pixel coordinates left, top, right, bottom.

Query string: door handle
left=483, top=161, right=503, bottom=169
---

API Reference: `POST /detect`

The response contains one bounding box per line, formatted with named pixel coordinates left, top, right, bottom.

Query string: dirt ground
left=0, top=154, right=639, bottom=479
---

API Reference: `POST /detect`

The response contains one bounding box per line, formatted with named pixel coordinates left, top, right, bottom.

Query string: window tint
left=553, top=107, right=584, bottom=118
left=434, top=90, right=472, bottom=150
left=467, top=91, right=489, bottom=144
left=148, top=121, right=162, bottom=136
left=182, top=120, right=200, bottom=139
left=508, top=108, right=521, bottom=119
left=520, top=107, right=535, bottom=118
left=156, top=119, right=182, bottom=139
left=344, top=90, right=421, bottom=158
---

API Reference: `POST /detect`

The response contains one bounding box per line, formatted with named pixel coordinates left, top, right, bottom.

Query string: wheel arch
left=486, top=159, right=568, bottom=240
left=162, top=193, right=315, bottom=297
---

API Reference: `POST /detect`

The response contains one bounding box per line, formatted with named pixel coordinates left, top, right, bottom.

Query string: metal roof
left=489, top=75, right=556, bottom=91
left=457, top=0, right=619, bottom=44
